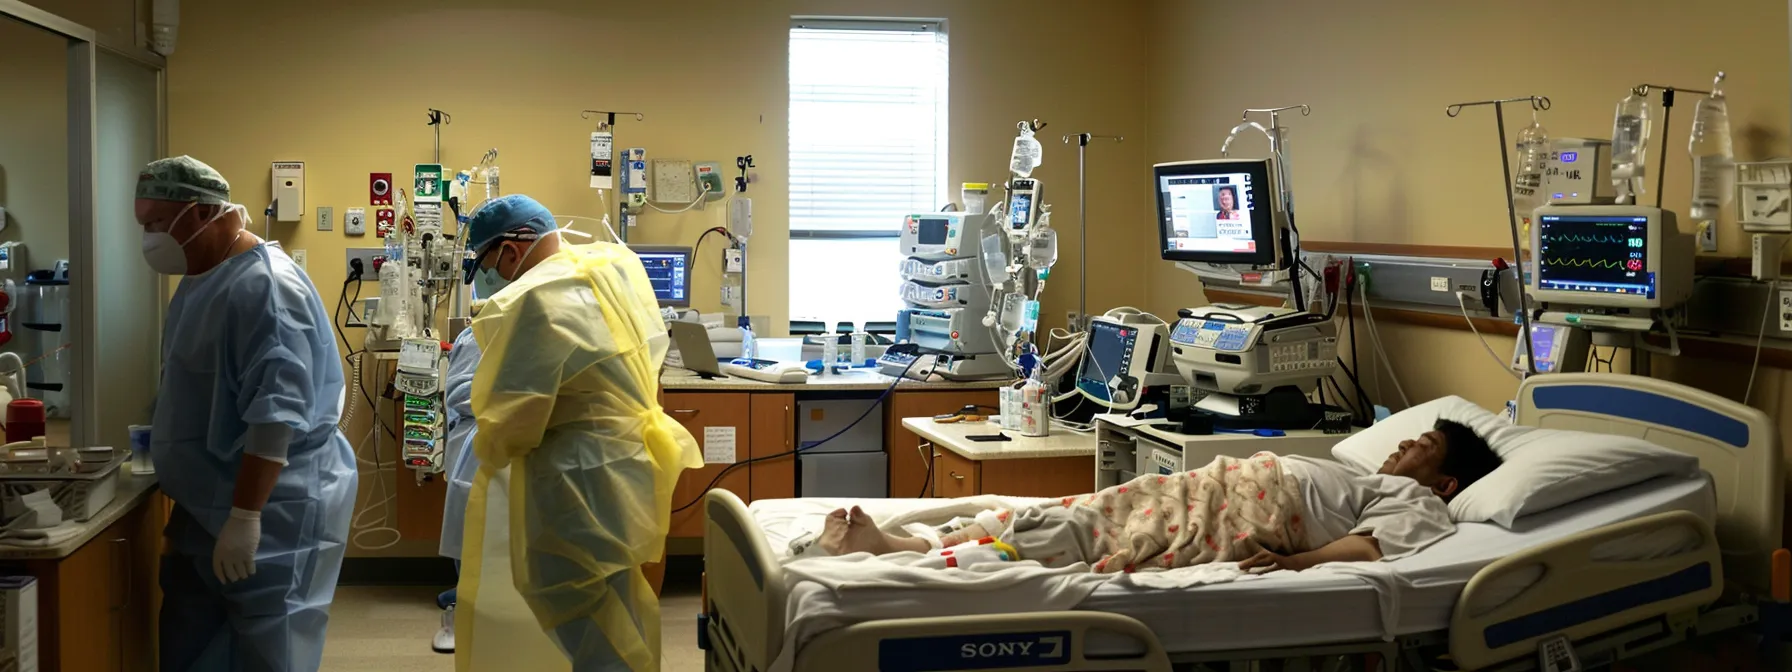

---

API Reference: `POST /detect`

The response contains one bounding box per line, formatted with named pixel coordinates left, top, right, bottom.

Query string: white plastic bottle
left=1611, top=92, right=1652, bottom=204
left=1689, top=72, right=1734, bottom=221
left=737, top=316, right=757, bottom=361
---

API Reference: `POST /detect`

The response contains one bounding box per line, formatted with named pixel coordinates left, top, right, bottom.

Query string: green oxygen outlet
left=1355, top=262, right=1374, bottom=294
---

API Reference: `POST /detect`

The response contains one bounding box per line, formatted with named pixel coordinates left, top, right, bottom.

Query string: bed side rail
left=1449, top=510, right=1721, bottom=670
left=794, top=611, right=1171, bottom=672
left=704, top=489, right=786, bottom=672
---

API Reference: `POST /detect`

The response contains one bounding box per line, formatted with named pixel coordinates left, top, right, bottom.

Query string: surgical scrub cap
left=137, top=155, right=232, bottom=205
left=462, top=194, right=560, bottom=283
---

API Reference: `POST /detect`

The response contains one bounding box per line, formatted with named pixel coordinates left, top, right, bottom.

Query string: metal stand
left=581, top=109, right=646, bottom=243
left=1062, top=132, right=1122, bottom=329
left=1227, top=105, right=1310, bottom=311
left=426, top=108, right=450, bottom=163
left=1446, top=95, right=1551, bottom=375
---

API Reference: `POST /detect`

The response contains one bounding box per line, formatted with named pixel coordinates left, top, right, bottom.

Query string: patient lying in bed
left=819, top=420, right=1501, bottom=574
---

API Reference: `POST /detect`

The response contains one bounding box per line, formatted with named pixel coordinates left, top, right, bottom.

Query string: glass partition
left=94, top=50, right=161, bottom=450
left=0, top=14, right=75, bottom=434
left=2, top=1, right=164, bottom=449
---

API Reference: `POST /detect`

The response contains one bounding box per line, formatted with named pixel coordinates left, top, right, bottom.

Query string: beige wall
left=166, top=0, right=1152, bottom=339
left=1144, top=0, right=1792, bottom=457
left=165, top=0, right=1150, bottom=554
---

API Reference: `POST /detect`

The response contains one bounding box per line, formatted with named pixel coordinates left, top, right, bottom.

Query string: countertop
left=0, top=470, right=159, bottom=561
left=661, top=367, right=1015, bottom=392
left=901, top=417, right=1096, bottom=461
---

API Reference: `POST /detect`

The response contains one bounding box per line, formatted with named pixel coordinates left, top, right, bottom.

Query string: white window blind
left=788, top=20, right=947, bottom=324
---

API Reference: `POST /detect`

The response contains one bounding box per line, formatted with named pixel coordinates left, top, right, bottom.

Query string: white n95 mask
left=141, top=202, right=241, bottom=275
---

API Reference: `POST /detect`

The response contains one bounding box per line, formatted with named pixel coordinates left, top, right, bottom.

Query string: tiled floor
left=321, top=568, right=706, bottom=671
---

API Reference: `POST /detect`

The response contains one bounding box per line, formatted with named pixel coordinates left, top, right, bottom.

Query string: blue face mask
left=473, top=267, right=507, bottom=299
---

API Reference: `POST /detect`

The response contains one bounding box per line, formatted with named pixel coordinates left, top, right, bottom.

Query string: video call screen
left=1159, top=172, right=1255, bottom=254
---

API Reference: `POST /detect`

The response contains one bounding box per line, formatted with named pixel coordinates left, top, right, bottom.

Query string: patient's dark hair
left=1433, top=419, right=1501, bottom=492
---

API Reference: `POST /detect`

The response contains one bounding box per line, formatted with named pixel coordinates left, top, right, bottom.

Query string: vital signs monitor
left=1530, top=205, right=1691, bottom=309
left=1155, top=159, right=1281, bottom=266
left=629, top=245, right=692, bottom=307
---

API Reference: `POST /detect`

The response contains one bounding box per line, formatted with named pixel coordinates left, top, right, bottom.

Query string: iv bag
left=1611, top=93, right=1652, bottom=202
left=1026, top=228, right=1058, bottom=270
left=1688, top=72, right=1734, bottom=220
left=1010, top=127, right=1043, bottom=177
left=998, top=293, right=1028, bottom=334
left=1512, top=119, right=1549, bottom=213
left=980, top=234, right=1010, bottom=285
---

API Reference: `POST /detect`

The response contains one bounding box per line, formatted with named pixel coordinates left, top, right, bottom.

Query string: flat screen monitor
left=1530, top=205, right=1681, bottom=309
left=1154, top=159, right=1278, bottom=266
left=1076, top=320, right=1137, bottom=404
left=629, top=245, right=691, bottom=307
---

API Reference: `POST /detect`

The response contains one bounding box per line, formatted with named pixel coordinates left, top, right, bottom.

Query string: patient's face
left=1379, top=430, right=1449, bottom=485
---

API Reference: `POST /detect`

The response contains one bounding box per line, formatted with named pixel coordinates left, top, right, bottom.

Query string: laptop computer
left=668, top=321, right=724, bottom=378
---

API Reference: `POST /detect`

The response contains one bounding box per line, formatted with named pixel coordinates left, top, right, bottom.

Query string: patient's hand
left=1238, top=550, right=1306, bottom=573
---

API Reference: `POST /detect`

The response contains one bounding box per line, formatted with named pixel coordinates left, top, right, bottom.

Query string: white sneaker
left=432, top=604, right=455, bottom=654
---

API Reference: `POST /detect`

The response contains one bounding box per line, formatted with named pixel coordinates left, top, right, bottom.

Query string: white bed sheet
left=747, top=473, right=1715, bottom=655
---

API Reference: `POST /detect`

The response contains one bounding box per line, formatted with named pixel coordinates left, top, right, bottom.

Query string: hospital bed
left=700, top=373, right=1785, bottom=671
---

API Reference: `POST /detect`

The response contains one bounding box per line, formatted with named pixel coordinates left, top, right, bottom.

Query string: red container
left=6, top=399, right=45, bottom=444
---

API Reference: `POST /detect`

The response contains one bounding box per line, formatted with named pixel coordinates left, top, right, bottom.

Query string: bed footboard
left=794, top=611, right=1171, bottom=672
left=704, top=490, right=786, bottom=672
left=1449, top=510, right=1721, bottom=670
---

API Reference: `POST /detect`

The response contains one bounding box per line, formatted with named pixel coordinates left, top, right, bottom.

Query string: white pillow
left=1330, top=396, right=1528, bottom=474
left=1448, top=429, right=1700, bottom=526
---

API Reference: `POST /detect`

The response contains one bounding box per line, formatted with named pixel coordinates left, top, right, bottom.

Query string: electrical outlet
left=1699, top=221, right=1718, bottom=252
left=317, top=206, right=333, bottom=232
left=345, top=248, right=387, bottom=279
left=292, top=249, right=308, bottom=272
left=1429, top=276, right=1449, bottom=292
left=1779, top=283, right=1792, bottom=332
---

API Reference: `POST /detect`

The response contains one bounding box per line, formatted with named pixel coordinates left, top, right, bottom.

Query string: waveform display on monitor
left=1542, top=234, right=1626, bottom=244
left=1542, top=258, right=1629, bottom=269
left=1536, top=214, right=1651, bottom=295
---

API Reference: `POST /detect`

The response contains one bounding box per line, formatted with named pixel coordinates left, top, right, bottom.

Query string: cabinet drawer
left=664, top=392, right=753, bottom=538
left=931, top=447, right=980, bottom=499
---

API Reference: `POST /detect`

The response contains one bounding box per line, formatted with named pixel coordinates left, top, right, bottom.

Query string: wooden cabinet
left=748, top=394, right=796, bottom=503
left=21, top=492, right=162, bottom=672
left=665, top=392, right=755, bottom=538
left=886, top=390, right=999, bottom=498
left=929, top=453, right=1093, bottom=499
left=930, top=448, right=980, bottom=499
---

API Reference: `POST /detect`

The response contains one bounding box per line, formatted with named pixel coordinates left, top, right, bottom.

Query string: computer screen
left=1535, top=213, right=1652, bottom=299
left=1077, top=320, right=1137, bottom=393
left=629, top=245, right=691, bottom=307
left=1154, top=159, right=1277, bottom=266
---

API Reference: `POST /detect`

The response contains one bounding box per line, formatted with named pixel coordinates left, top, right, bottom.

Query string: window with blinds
left=788, top=19, right=947, bottom=325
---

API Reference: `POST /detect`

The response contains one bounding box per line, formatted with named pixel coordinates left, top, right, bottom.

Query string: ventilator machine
left=1158, top=141, right=1344, bottom=428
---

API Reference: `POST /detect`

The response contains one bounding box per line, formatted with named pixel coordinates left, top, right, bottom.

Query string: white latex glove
left=213, top=507, right=261, bottom=584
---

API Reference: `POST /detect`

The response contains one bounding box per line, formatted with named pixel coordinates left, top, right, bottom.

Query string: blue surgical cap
left=462, top=195, right=557, bottom=283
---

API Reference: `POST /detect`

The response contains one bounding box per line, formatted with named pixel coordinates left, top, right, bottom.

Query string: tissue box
left=0, top=576, right=38, bottom=672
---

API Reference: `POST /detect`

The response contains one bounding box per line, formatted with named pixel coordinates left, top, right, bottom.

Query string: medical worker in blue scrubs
left=136, top=156, right=358, bottom=671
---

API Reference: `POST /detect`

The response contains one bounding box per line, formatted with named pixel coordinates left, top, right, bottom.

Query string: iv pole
left=1062, top=132, right=1123, bottom=330
left=1625, top=78, right=1717, bottom=208
left=1226, top=105, right=1310, bottom=311
left=581, top=109, right=646, bottom=243
left=1445, top=95, right=1551, bottom=375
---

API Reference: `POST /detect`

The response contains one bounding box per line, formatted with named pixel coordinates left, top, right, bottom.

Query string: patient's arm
left=1239, top=534, right=1383, bottom=572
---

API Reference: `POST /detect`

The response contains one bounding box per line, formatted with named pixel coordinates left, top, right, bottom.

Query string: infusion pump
left=1169, top=304, right=1337, bottom=396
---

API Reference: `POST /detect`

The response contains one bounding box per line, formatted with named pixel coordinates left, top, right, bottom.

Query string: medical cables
left=1456, top=291, right=1522, bottom=382
left=1359, top=282, right=1410, bottom=408
left=1745, top=278, right=1776, bottom=405
left=670, top=355, right=923, bottom=514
